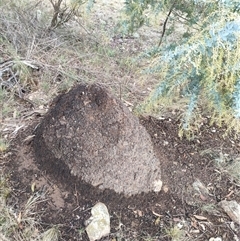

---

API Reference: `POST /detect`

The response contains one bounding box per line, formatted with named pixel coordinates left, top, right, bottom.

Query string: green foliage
left=0, top=138, right=9, bottom=153
left=121, top=0, right=227, bottom=36
left=165, top=225, right=184, bottom=240
left=145, top=11, right=240, bottom=134
left=122, top=0, right=240, bottom=136
left=121, top=0, right=160, bottom=33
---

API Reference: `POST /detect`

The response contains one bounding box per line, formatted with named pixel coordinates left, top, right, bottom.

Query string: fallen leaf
left=190, top=219, right=198, bottom=229
left=193, top=215, right=208, bottom=221
left=163, top=185, right=169, bottom=193
left=17, top=212, right=22, bottom=224
left=199, top=194, right=208, bottom=201
left=190, top=229, right=200, bottom=234
left=23, top=135, right=35, bottom=144
left=173, top=217, right=181, bottom=222
left=31, top=182, right=36, bottom=193
left=225, top=190, right=234, bottom=198
left=133, top=210, right=143, bottom=217
left=155, top=217, right=161, bottom=226
left=198, top=222, right=206, bottom=231
left=152, top=210, right=163, bottom=217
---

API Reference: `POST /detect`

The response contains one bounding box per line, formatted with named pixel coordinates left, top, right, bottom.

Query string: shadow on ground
left=3, top=101, right=240, bottom=241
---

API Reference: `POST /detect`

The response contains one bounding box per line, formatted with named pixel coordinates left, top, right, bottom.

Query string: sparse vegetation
left=201, top=203, right=220, bottom=215
left=165, top=225, right=184, bottom=241
left=0, top=138, right=8, bottom=153
left=214, top=152, right=240, bottom=185
left=1, top=0, right=240, bottom=240
left=201, top=149, right=240, bottom=186
left=0, top=0, right=140, bottom=240
left=0, top=174, right=59, bottom=241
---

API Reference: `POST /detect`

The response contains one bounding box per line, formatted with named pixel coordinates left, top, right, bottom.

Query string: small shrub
left=119, top=0, right=240, bottom=137
left=165, top=225, right=184, bottom=241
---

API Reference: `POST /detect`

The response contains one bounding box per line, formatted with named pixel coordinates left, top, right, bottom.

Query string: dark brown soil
left=3, top=104, right=240, bottom=240
left=33, top=84, right=162, bottom=196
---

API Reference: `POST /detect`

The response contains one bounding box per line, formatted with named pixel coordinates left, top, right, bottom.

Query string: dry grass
left=0, top=1, right=152, bottom=240
left=201, top=149, right=240, bottom=187
left=0, top=173, right=59, bottom=241
left=1, top=1, right=240, bottom=241
left=165, top=226, right=185, bottom=241
left=0, top=0, right=143, bottom=139
left=214, top=153, right=240, bottom=185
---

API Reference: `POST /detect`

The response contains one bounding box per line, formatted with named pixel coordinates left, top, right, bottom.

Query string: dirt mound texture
left=33, top=84, right=162, bottom=195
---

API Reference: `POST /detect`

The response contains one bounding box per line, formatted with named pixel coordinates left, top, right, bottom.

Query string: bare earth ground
left=2, top=112, right=240, bottom=241
left=1, top=0, right=240, bottom=240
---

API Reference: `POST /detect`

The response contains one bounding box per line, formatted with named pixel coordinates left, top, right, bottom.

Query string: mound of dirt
left=33, top=84, right=162, bottom=195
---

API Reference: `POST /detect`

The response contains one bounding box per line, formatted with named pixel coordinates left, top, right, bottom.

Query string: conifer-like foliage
left=122, top=0, right=240, bottom=137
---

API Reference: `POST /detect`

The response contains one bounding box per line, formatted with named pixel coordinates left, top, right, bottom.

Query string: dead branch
left=158, top=0, right=178, bottom=48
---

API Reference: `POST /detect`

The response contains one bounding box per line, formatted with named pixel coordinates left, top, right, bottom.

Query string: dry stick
left=158, top=0, right=178, bottom=48
left=49, top=0, right=63, bottom=28
left=49, top=0, right=82, bottom=30
left=172, top=10, right=201, bottom=30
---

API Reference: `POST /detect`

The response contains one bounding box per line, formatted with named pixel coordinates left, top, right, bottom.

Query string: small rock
left=234, top=234, right=240, bottom=241
left=163, top=185, right=169, bottom=193
left=209, top=238, right=222, bottom=241
left=86, top=202, right=110, bottom=241
left=133, top=32, right=140, bottom=38
left=153, top=180, right=162, bottom=192
left=192, top=179, right=209, bottom=199
left=218, top=200, right=240, bottom=225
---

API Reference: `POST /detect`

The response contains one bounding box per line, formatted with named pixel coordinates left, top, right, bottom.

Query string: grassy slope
left=0, top=1, right=149, bottom=240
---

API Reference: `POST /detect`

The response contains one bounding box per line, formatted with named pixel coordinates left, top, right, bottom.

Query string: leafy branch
left=141, top=11, right=240, bottom=136
left=121, top=0, right=240, bottom=136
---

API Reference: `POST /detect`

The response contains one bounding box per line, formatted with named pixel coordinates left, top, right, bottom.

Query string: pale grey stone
left=192, top=179, right=209, bottom=197
left=209, top=238, right=222, bottom=241
left=153, top=179, right=162, bottom=192
left=86, top=202, right=110, bottom=241
left=218, top=200, right=240, bottom=225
